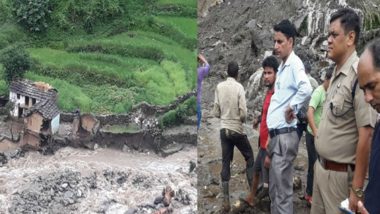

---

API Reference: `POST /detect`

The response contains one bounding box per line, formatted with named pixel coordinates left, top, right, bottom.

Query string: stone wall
left=60, top=113, right=132, bottom=126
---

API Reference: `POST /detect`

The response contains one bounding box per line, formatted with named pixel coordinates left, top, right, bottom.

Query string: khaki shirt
left=316, top=51, right=377, bottom=164
left=213, top=77, right=247, bottom=134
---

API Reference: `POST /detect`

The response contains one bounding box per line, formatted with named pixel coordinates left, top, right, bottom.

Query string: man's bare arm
left=349, top=126, right=373, bottom=211
left=307, top=106, right=317, bottom=136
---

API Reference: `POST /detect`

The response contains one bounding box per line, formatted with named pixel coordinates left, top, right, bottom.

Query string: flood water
left=0, top=146, right=197, bottom=213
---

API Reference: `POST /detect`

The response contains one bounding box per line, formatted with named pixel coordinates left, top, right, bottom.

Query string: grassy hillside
left=0, top=0, right=196, bottom=114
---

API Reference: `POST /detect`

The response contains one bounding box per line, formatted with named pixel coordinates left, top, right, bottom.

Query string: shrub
left=1, top=46, right=31, bottom=84
left=153, top=4, right=196, bottom=18
left=50, top=0, right=125, bottom=33
left=0, top=0, right=11, bottom=23
left=68, top=44, right=166, bottom=62
left=12, top=0, right=53, bottom=32
left=0, top=79, right=7, bottom=95
left=159, top=96, right=196, bottom=128
left=143, top=17, right=196, bottom=50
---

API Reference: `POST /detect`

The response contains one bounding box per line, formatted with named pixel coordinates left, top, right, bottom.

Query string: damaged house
left=9, top=80, right=60, bottom=148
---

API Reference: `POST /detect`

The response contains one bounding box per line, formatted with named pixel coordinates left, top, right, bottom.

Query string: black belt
left=269, top=127, right=297, bottom=138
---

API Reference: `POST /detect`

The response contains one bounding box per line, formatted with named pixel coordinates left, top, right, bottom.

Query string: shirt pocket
left=328, top=84, right=354, bottom=120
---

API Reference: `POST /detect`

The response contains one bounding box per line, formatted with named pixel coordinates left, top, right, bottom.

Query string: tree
left=1, top=47, right=31, bottom=84
left=12, top=0, right=52, bottom=32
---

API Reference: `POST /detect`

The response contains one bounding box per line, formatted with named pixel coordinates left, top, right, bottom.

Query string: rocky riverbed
left=0, top=146, right=197, bottom=214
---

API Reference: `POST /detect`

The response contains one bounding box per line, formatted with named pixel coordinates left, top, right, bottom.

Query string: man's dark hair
left=227, top=61, right=239, bottom=78
left=330, top=8, right=361, bottom=45
left=262, top=56, right=279, bottom=73
left=325, top=64, right=334, bottom=80
left=366, top=38, right=380, bottom=70
left=273, top=19, right=297, bottom=46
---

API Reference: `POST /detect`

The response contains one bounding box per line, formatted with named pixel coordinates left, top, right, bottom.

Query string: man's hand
left=285, top=106, right=296, bottom=123
left=312, top=128, right=318, bottom=137
left=197, top=54, right=208, bottom=65
left=349, top=190, right=361, bottom=212
left=358, top=201, right=369, bottom=214
left=264, top=155, right=271, bottom=169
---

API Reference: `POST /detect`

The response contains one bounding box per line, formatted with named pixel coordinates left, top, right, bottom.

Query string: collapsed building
left=8, top=80, right=60, bottom=148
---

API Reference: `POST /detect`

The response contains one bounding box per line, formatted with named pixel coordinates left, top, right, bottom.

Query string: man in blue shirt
left=266, top=19, right=312, bottom=214
left=357, top=38, right=380, bottom=214
left=197, top=54, right=210, bottom=130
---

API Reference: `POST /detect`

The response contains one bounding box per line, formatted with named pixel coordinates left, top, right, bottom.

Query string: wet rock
left=294, top=165, right=305, bottom=171
left=85, top=173, right=97, bottom=189
left=209, top=177, right=220, bottom=186
left=122, top=144, right=132, bottom=153
left=5, top=148, right=25, bottom=159
left=174, top=188, right=191, bottom=206
left=161, top=125, right=197, bottom=147
left=153, top=207, right=173, bottom=214
left=0, top=152, right=7, bottom=166
left=103, top=170, right=130, bottom=186
left=9, top=170, right=84, bottom=213
left=293, top=176, right=302, bottom=190
left=154, top=196, right=164, bottom=205
left=39, top=136, right=70, bottom=155
left=161, top=143, right=183, bottom=157
left=61, top=183, right=68, bottom=189
left=132, top=174, right=151, bottom=189
left=116, top=175, right=127, bottom=185
left=105, top=202, right=129, bottom=214
left=76, top=189, right=82, bottom=197
left=125, top=208, right=137, bottom=214
left=189, top=160, right=196, bottom=173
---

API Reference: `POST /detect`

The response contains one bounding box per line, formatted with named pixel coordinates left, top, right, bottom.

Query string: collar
left=279, top=50, right=295, bottom=71
left=335, top=51, right=358, bottom=76
left=227, top=77, right=236, bottom=82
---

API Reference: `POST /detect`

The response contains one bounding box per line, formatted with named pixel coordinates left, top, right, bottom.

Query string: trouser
left=305, top=131, right=317, bottom=196
left=220, top=128, right=254, bottom=182
left=267, top=131, right=299, bottom=214
left=311, top=161, right=350, bottom=214
left=296, top=122, right=307, bottom=140
left=253, top=147, right=269, bottom=184
left=197, top=102, right=201, bottom=130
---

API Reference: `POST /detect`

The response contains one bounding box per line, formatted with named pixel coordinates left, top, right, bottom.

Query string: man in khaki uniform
left=311, top=8, right=377, bottom=213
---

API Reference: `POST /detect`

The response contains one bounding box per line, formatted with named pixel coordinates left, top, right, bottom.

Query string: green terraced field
left=0, top=0, right=197, bottom=114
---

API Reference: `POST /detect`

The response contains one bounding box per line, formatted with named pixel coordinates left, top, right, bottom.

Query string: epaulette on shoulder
left=352, top=60, right=359, bottom=74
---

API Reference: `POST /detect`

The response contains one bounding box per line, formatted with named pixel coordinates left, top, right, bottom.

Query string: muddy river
left=0, top=146, right=197, bottom=213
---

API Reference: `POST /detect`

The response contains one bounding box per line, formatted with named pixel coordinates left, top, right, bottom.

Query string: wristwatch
left=351, top=187, right=364, bottom=198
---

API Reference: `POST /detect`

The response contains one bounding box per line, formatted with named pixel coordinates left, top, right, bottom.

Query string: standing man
left=197, top=54, right=210, bottom=130
left=244, top=55, right=279, bottom=207
left=213, top=61, right=255, bottom=213
left=311, top=8, right=377, bottom=214
left=303, top=65, right=333, bottom=206
left=266, top=19, right=312, bottom=214
left=357, top=38, right=380, bottom=214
